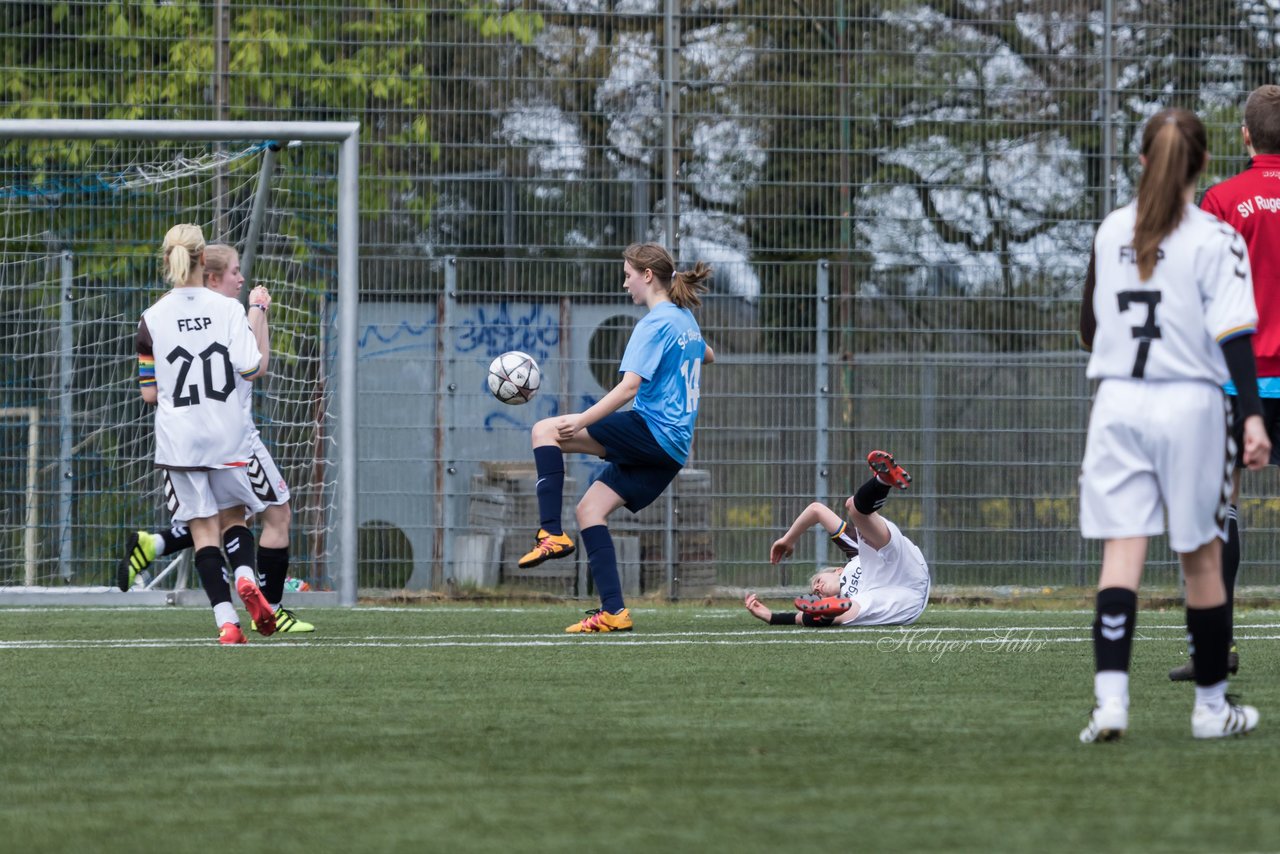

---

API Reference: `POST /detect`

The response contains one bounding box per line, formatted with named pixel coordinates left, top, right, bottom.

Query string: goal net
left=0, top=122, right=357, bottom=600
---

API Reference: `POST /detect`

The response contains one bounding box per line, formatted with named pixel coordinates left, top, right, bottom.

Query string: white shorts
left=845, top=520, right=930, bottom=626
left=164, top=468, right=267, bottom=523
left=847, top=585, right=928, bottom=626
left=1080, top=378, right=1233, bottom=552
left=247, top=433, right=291, bottom=507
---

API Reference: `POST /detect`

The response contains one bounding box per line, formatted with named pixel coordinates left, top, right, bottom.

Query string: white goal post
left=0, top=119, right=360, bottom=607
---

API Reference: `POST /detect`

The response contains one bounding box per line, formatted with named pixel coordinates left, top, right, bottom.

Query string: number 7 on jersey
left=1116, top=290, right=1162, bottom=378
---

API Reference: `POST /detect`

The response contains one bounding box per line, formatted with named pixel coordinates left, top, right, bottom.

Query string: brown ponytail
left=621, top=242, right=712, bottom=309
left=670, top=261, right=712, bottom=309
left=1134, top=108, right=1207, bottom=281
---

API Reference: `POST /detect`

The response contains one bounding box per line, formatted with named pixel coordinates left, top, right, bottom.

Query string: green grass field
left=2, top=603, right=1278, bottom=854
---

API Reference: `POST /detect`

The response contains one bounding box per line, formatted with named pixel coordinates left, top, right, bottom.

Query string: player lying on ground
left=123, top=243, right=312, bottom=634
left=743, top=450, right=930, bottom=627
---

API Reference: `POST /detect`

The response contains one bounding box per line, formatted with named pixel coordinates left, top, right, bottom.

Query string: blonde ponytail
left=162, top=223, right=206, bottom=288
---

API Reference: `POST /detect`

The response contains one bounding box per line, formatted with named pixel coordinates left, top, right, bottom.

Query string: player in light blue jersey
left=520, top=243, right=715, bottom=633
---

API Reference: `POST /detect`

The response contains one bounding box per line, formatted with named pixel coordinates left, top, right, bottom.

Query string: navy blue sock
left=582, top=524, right=624, bottom=613
left=533, top=445, right=565, bottom=536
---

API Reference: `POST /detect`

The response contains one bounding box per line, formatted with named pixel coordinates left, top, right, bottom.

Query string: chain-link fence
left=5, top=2, right=1280, bottom=597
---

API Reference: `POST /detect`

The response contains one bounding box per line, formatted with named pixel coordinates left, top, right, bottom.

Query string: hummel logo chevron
left=1100, top=613, right=1127, bottom=642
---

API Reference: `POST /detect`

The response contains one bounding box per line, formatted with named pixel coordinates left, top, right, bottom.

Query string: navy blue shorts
left=585, top=410, right=682, bottom=512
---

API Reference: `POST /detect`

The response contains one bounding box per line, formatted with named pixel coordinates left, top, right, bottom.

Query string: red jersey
left=1201, top=153, right=1280, bottom=377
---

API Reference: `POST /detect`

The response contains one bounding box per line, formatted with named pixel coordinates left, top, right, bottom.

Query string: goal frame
left=0, top=119, right=361, bottom=607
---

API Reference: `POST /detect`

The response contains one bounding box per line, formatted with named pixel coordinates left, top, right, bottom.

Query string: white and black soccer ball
left=487, top=351, right=541, bottom=405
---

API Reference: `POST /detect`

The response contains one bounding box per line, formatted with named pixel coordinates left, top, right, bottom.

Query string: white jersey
left=836, top=519, right=931, bottom=600
left=235, top=368, right=260, bottom=441
left=138, top=288, right=261, bottom=470
left=1086, top=202, right=1256, bottom=385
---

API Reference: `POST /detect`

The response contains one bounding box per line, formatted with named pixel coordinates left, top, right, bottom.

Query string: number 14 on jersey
left=680, top=358, right=703, bottom=413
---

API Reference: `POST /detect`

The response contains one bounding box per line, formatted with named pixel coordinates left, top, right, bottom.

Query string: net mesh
left=0, top=137, right=338, bottom=589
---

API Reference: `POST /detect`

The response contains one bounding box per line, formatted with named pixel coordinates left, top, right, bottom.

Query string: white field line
left=7, top=603, right=1280, bottom=620
left=5, top=626, right=1280, bottom=651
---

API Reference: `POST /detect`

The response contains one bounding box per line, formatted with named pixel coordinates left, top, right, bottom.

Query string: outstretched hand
left=743, top=592, right=771, bottom=622
left=769, top=538, right=794, bottom=564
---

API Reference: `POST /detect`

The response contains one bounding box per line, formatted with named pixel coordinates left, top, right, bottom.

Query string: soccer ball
left=487, top=351, right=541, bottom=405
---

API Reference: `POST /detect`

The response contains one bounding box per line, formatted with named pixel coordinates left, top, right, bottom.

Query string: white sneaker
left=1191, top=701, right=1258, bottom=739
left=1079, top=698, right=1128, bottom=743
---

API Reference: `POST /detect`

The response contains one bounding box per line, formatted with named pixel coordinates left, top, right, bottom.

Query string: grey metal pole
left=1102, top=0, right=1115, bottom=214
left=441, top=260, right=458, bottom=588
left=662, top=0, right=679, bottom=251
left=814, top=260, right=830, bottom=575
left=58, top=250, right=74, bottom=581
left=0, top=119, right=359, bottom=142
left=336, top=129, right=361, bottom=607
left=239, top=141, right=280, bottom=289
left=921, top=357, right=937, bottom=565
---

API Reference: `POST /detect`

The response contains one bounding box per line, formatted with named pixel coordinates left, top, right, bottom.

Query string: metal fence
left=5, top=2, right=1280, bottom=596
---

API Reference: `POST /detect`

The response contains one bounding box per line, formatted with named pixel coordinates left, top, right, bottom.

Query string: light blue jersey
left=619, top=302, right=707, bottom=465
left=1224, top=377, right=1280, bottom=399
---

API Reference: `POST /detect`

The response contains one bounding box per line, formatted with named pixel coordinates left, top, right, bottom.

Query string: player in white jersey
left=119, top=245, right=313, bottom=633
left=135, top=224, right=277, bottom=644
left=743, top=451, right=929, bottom=628
left=1077, top=108, right=1269, bottom=742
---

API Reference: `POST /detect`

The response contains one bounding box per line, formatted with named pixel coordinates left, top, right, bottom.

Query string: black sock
left=852, top=475, right=891, bottom=516
left=222, top=525, right=256, bottom=574
left=258, top=546, right=289, bottom=604
left=533, top=445, right=565, bottom=536
left=194, top=546, right=231, bottom=607
left=161, top=524, right=194, bottom=556
left=1223, top=506, right=1239, bottom=641
left=1093, top=587, right=1137, bottom=673
left=1187, top=603, right=1231, bottom=686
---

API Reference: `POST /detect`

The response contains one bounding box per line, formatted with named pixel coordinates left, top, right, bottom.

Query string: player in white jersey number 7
left=134, top=225, right=278, bottom=644
left=1078, top=108, right=1270, bottom=741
